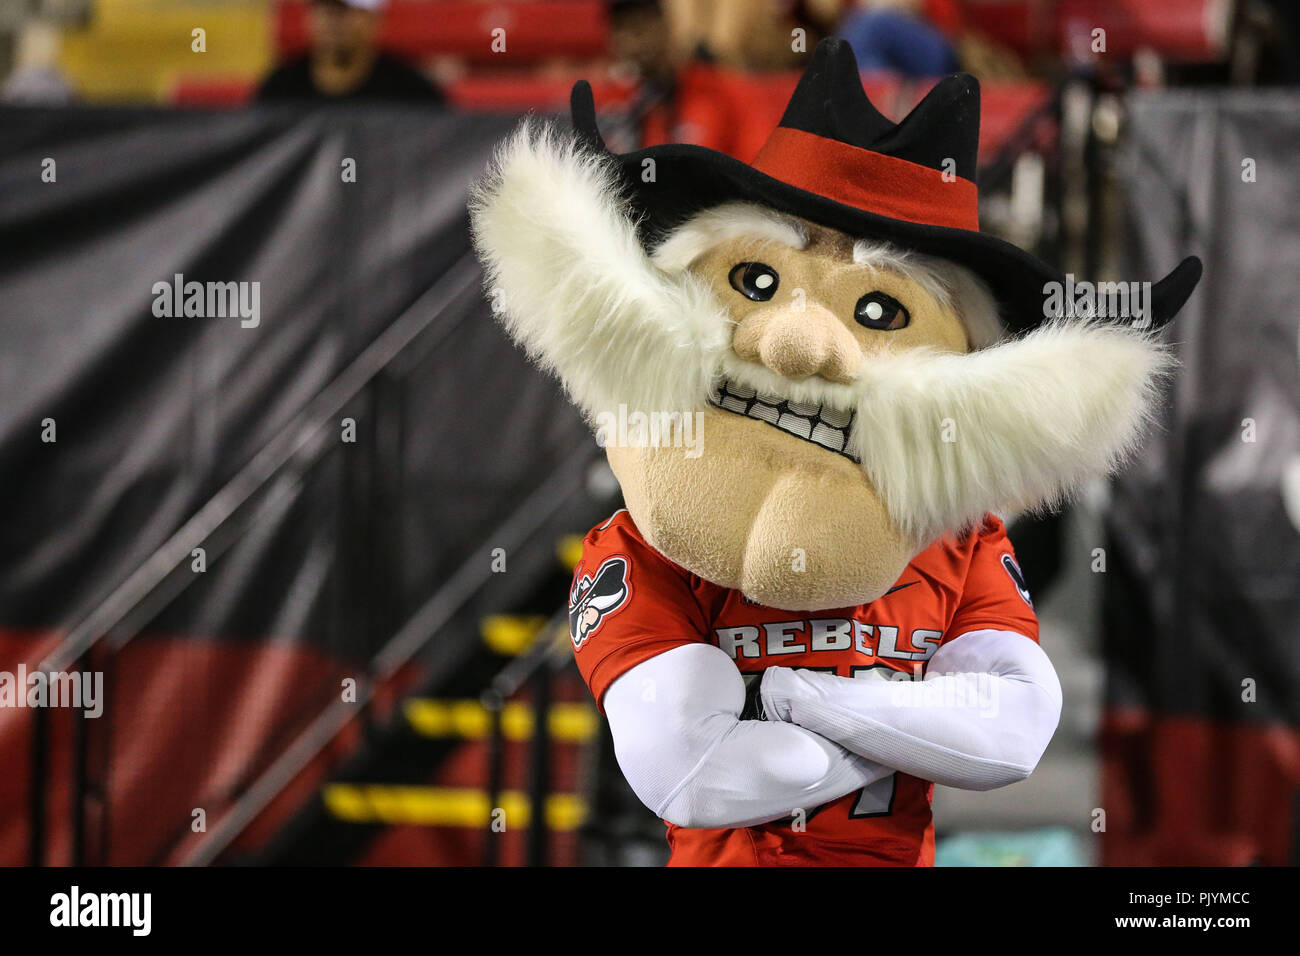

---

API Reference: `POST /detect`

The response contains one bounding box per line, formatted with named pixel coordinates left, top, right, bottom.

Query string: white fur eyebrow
left=852, top=238, right=905, bottom=269
left=651, top=202, right=808, bottom=272
left=851, top=237, right=1003, bottom=349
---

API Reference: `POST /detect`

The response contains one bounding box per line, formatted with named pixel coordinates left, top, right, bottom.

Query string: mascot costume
left=470, top=39, right=1201, bottom=866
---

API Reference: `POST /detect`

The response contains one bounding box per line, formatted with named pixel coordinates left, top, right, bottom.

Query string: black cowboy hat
left=569, top=37, right=1201, bottom=335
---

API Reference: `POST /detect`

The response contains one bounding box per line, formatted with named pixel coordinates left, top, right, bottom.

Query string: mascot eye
left=729, top=262, right=779, bottom=301
left=854, top=291, right=909, bottom=331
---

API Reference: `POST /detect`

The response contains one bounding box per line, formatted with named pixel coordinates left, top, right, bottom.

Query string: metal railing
left=180, top=456, right=592, bottom=866
left=479, top=606, right=574, bottom=867
left=26, top=250, right=594, bottom=865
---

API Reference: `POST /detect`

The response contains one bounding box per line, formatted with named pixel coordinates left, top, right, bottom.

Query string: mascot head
left=471, top=39, right=1201, bottom=612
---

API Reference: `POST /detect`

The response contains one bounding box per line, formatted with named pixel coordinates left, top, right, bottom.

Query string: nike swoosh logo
left=884, top=581, right=919, bottom=595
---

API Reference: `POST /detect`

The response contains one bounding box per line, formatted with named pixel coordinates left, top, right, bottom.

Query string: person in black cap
left=471, top=38, right=1201, bottom=866
left=256, top=0, right=442, bottom=104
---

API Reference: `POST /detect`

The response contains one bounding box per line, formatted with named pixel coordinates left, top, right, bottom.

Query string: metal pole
left=482, top=689, right=505, bottom=867
left=71, top=671, right=87, bottom=868
left=37, top=254, right=483, bottom=676
left=526, top=662, right=552, bottom=867
left=29, top=704, right=48, bottom=866
left=98, top=651, right=116, bottom=865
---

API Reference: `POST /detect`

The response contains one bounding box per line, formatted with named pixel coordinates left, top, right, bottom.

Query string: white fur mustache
left=713, top=327, right=1172, bottom=543
left=469, top=121, right=1174, bottom=545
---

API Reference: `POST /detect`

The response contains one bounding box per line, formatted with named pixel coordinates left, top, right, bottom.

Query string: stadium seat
left=275, top=0, right=611, bottom=64
left=170, top=77, right=256, bottom=108
left=976, top=81, right=1052, bottom=158
left=58, top=0, right=270, bottom=102
left=445, top=72, right=638, bottom=112
left=958, top=0, right=1057, bottom=60
left=169, top=70, right=636, bottom=113
left=1056, top=0, right=1231, bottom=62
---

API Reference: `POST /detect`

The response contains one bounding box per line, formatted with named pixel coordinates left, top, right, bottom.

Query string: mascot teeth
left=710, top=378, right=858, bottom=460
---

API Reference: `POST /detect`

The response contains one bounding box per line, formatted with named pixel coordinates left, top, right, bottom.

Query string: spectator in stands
left=836, top=0, right=1026, bottom=81
left=1, top=20, right=75, bottom=105
left=662, top=0, right=840, bottom=71
left=256, top=0, right=443, bottom=104
left=836, top=0, right=958, bottom=77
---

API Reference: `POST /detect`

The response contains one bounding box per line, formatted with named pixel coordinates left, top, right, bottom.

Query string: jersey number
left=849, top=775, right=896, bottom=817
left=844, top=664, right=916, bottom=819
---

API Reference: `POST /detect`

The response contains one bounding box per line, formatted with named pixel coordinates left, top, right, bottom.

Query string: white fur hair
left=651, top=203, right=809, bottom=272
left=470, top=120, right=1173, bottom=544
left=469, top=119, right=730, bottom=422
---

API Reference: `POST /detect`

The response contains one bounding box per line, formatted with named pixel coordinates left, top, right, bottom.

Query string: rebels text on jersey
left=568, top=509, right=1039, bottom=867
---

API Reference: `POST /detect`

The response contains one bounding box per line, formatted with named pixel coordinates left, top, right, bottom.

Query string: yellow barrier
left=58, top=0, right=273, bottom=102
left=403, top=698, right=598, bottom=742
left=555, top=533, right=585, bottom=571
left=322, top=784, right=588, bottom=829
left=478, top=614, right=547, bottom=655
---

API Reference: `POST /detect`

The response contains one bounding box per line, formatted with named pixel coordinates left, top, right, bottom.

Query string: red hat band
left=751, top=127, right=980, bottom=233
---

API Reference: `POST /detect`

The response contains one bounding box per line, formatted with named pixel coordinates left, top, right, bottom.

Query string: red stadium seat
left=446, top=72, right=638, bottom=112
left=957, top=0, right=1227, bottom=64
left=275, top=0, right=611, bottom=65
left=171, top=77, right=256, bottom=107
left=957, top=0, right=1057, bottom=60
left=170, top=71, right=635, bottom=113
left=663, top=65, right=795, bottom=157
left=975, top=81, right=1052, bottom=157
left=1056, top=0, right=1230, bottom=62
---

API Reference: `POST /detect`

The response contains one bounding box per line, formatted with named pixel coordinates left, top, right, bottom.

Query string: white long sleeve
left=760, top=629, right=1062, bottom=791
left=603, top=643, right=892, bottom=829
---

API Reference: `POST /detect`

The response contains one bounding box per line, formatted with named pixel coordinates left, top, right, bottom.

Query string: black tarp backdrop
left=5, top=92, right=1297, bottom=867
left=1105, top=90, right=1300, bottom=864
left=0, top=105, right=594, bottom=864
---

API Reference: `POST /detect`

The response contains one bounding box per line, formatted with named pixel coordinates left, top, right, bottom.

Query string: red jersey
left=568, top=509, right=1038, bottom=867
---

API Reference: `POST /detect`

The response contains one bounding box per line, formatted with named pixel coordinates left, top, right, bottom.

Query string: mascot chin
left=471, top=39, right=1201, bottom=867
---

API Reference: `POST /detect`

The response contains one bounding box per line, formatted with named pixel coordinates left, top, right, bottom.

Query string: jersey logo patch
left=1000, top=553, right=1033, bottom=608
left=568, top=556, right=630, bottom=649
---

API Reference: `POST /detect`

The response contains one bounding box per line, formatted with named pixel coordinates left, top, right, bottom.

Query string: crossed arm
left=602, top=629, right=1063, bottom=829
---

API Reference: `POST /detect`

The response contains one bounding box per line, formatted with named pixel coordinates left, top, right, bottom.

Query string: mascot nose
left=732, top=304, right=860, bottom=382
